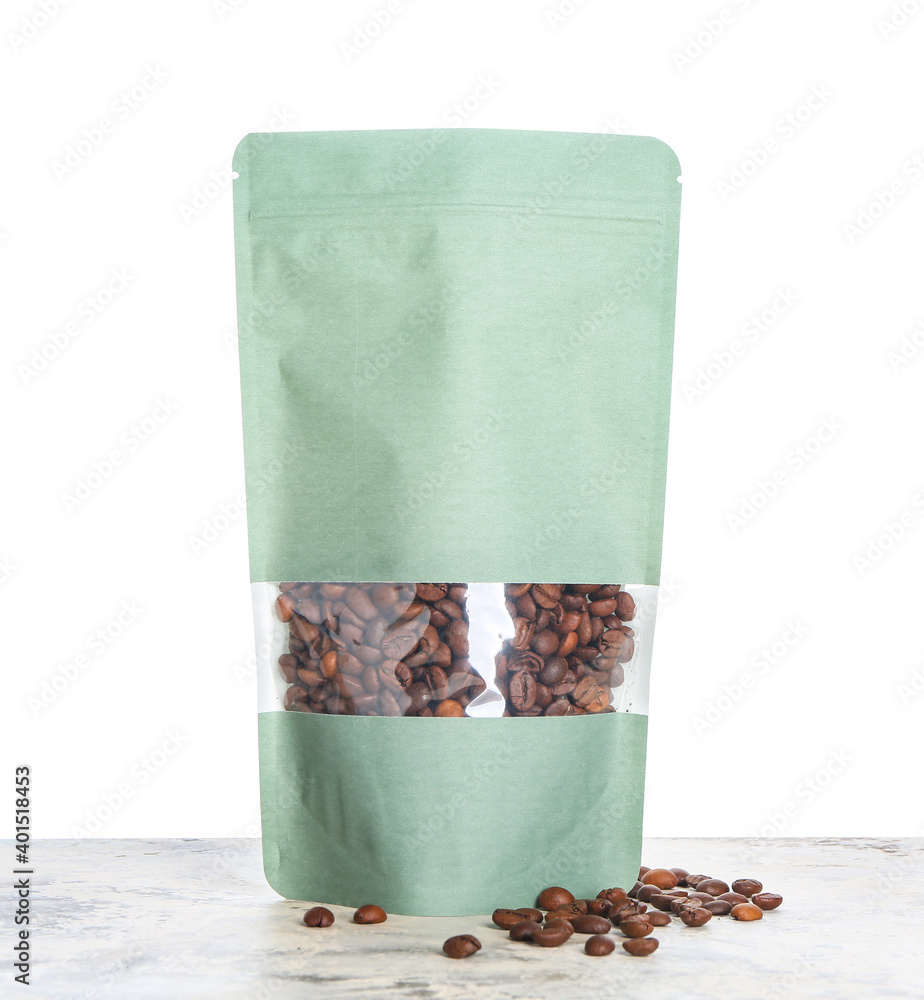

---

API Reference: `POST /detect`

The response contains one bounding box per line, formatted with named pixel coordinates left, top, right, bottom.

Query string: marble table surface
left=15, top=837, right=923, bottom=999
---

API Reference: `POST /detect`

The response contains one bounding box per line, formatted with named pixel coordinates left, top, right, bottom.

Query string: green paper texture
left=232, top=129, right=681, bottom=585
left=232, top=129, right=681, bottom=914
left=259, top=712, right=648, bottom=916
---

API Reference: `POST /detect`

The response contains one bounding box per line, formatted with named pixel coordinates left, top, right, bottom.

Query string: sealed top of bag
left=232, top=129, right=681, bottom=585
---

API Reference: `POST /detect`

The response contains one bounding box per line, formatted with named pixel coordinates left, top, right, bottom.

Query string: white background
left=3, top=0, right=923, bottom=842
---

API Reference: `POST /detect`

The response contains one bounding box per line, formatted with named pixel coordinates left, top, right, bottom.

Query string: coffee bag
left=232, top=128, right=681, bottom=914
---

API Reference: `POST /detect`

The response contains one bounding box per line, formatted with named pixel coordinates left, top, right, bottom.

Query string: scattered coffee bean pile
left=300, top=866, right=783, bottom=961
left=275, top=582, right=636, bottom=717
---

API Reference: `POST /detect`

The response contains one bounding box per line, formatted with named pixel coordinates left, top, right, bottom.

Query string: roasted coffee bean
left=508, top=671, right=538, bottom=712
left=688, top=891, right=714, bottom=902
left=646, top=910, right=671, bottom=926
left=609, top=899, right=644, bottom=921
left=275, top=594, right=296, bottom=622
left=416, top=583, right=448, bottom=602
left=278, top=654, right=299, bottom=682
left=493, top=908, right=541, bottom=929
left=731, top=903, right=763, bottom=921
left=571, top=915, right=612, bottom=935
left=353, top=904, right=387, bottom=924
left=542, top=918, right=574, bottom=939
left=302, top=906, right=334, bottom=927
left=537, top=886, right=575, bottom=910
left=532, top=924, right=572, bottom=947
left=585, top=898, right=612, bottom=916
left=641, top=868, right=678, bottom=890
left=751, top=892, right=783, bottom=910
left=685, top=875, right=710, bottom=887
left=702, top=900, right=732, bottom=916
left=623, top=937, right=659, bottom=956
left=434, top=699, right=465, bottom=717
left=371, top=583, right=401, bottom=607
left=571, top=676, right=610, bottom=712
left=648, top=893, right=676, bottom=912
left=614, top=591, right=636, bottom=621
left=538, top=657, right=568, bottom=685
left=509, top=920, right=542, bottom=941
left=545, top=901, right=587, bottom=920
left=626, top=881, right=644, bottom=899
left=584, top=934, right=616, bottom=956
left=669, top=867, right=690, bottom=885
left=636, top=884, right=660, bottom=903
left=443, top=934, right=481, bottom=959
left=731, top=879, right=763, bottom=898
left=618, top=915, right=653, bottom=938
left=284, top=685, right=308, bottom=709
left=670, top=898, right=696, bottom=914
left=679, top=907, right=712, bottom=927
left=696, top=879, right=730, bottom=897
left=717, top=892, right=749, bottom=906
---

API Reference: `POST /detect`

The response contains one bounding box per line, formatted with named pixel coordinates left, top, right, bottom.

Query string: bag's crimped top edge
left=231, top=129, right=681, bottom=213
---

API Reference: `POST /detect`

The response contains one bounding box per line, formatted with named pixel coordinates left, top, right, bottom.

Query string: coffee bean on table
left=618, top=915, right=653, bottom=938
left=679, top=907, right=712, bottom=927
left=585, top=934, right=616, bottom=956
left=636, top=884, right=660, bottom=903
left=571, top=915, right=612, bottom=934
left=751, top=892, right=783, bottom=910
left=696, top=879, right=730, bottom=896
left=623, top=937, right=659, bottom=956
left=585, top=898, right=612, bottom=916
left=537, top=886, right=575, bottom=910
left=609, top=899, right=645, bottom=921
left=731, top=903, right=763, bottom=921
left=302, top=906, right=334, bottom=927
left=647, top=910, right=671, bottom=926
left=542, top=918, right=574, bottom=939
left=493, top=908, right=540, bottom=929
left=717, top=892, right=749, bottom=906
left=648, top=893, right=676, bottom=912
left=702, top=899, right=732, bottom=916
left=443, top=934, right=482, bottom=958
left=509, top=920, right=542, bottom=941
left=732, top=879, right=763, bottom=897
left=597, top=887, right=628, bottom=905
left=532, top=924, right=572, bottom=947
left=641, top=868, right=678, bottom=889
left=353, top=904, right=387, bottom=924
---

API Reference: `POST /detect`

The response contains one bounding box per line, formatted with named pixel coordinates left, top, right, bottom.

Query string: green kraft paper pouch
left=231, top=128, right=681, bottom=916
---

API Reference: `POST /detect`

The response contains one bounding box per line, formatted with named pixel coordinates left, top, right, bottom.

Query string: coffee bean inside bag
left=232, top=128, right=681, bottom=915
